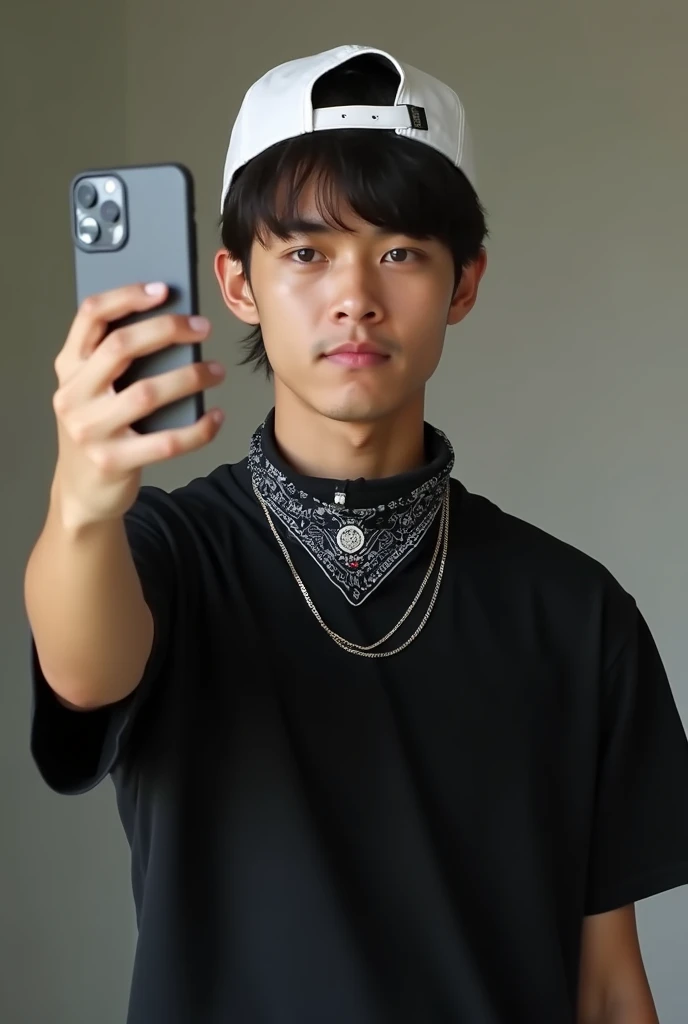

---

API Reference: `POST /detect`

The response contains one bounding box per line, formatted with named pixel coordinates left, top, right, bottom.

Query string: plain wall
left=2, top=0, right=686, bottom=1021
left=1, top=4, right=132, bottom=1023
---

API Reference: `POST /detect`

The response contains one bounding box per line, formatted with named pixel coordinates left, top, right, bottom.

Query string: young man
left=25, top=43, right=688, bottom=1024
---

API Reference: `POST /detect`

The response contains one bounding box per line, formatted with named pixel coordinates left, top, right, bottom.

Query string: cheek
left=402, top=292, right=451, bottom=373
left=260, top=277, right=319, bottom=329
left=412, top=335, right=444, bottom=380
left=257, top=285, right=316, bottom=371
left=394, top=272, right=452, bottom=315
left=400, top=280, right=452, bottom=332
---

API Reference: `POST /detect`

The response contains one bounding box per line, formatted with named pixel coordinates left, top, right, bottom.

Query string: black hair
left=220, top=53, right=489, bottom=377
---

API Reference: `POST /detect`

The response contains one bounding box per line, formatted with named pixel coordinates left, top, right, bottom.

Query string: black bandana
left=249, top=410, right=454, bottom=606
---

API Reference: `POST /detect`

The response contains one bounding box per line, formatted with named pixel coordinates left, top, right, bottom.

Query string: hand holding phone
left=71, top=163, right=207, bottom=433
left=51, top=282, right=225, bottom=530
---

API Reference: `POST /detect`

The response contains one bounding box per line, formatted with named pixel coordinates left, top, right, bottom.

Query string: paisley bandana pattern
left=248, top=418, right=454, bottom=606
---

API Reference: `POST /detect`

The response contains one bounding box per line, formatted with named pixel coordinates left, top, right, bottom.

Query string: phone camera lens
left=76, top=182, right=97, bottom=208
left=78, top=217, right=100, bottom=244
left=100, top=200, right=121, bottom=223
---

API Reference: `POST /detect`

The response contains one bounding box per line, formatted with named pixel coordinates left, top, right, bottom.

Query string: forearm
left=579, top=992, right=660, bottom=1024
left=602, top=1005, right=659, bottom=1024
left=25, top=480, right=153, bottom=708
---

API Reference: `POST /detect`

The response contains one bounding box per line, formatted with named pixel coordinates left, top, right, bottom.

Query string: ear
left=447, top=247, right=488, bottom=327
left=214, top=249, right=260, bottom=325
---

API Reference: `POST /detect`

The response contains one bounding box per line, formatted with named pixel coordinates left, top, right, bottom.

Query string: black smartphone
left=70, top=162, right=203, bottom=433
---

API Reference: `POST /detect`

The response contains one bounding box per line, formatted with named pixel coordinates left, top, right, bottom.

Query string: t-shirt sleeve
left=30, top=486, right=178, bottom=796
left=584, top=602, right=688, bottom=915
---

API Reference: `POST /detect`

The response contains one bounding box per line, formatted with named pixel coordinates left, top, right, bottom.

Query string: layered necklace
left=248, top=413, right=454, bottom=658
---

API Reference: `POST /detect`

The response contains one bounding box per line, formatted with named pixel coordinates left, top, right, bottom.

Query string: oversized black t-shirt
left=30, top=416, right=688, bottom=1024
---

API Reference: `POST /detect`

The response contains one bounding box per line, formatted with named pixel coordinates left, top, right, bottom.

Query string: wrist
left=49, top=470, right=117, bottom=538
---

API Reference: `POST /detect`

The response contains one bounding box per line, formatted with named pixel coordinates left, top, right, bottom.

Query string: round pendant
left=336, top=524, right=365, bottom=554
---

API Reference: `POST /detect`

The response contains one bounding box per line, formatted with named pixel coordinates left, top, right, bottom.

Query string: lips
left=323, top=341, right=390, bottom=368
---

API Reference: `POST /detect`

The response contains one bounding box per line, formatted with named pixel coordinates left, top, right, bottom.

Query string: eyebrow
left=277, top=217, right=395, bottom=239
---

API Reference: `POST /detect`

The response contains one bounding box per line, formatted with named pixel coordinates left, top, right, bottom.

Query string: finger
left=61, top=313, right=211, bottom=404
left=66, top=360, right=225, bottom=443
left=55, top=282, right=169, bottom=383
left=87, top=409, right=225, bottom=472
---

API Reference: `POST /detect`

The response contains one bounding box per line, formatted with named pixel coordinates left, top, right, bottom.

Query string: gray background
left=2, top=0, right=686, bottom=1021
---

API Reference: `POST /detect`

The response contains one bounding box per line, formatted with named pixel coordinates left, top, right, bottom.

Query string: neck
left=272, top=389, right=427, bottom=482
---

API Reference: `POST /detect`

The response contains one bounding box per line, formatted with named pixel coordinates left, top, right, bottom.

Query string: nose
left=327, top=265, right=384, bottom=326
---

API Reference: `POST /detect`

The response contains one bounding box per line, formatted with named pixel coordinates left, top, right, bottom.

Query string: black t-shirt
left=30, top=414, right=688, bottom=1024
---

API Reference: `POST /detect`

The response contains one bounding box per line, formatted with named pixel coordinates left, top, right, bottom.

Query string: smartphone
left=70, top=162, right=203, bottom=433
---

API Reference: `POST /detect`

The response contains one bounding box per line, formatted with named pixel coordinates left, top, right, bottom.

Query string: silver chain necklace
left=252, top=480, right=451, bottom=658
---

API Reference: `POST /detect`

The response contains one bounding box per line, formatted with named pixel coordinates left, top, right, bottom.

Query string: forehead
left=272, top=175, right=365, bottom=234
left=256, top=167, right=441, bottom=249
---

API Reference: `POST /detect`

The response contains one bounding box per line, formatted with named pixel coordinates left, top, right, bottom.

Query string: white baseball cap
left=220, top=43, right=476, bottom=212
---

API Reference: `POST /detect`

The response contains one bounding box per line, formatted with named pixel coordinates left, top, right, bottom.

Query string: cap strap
left=313, top=104, right=427, bottom=132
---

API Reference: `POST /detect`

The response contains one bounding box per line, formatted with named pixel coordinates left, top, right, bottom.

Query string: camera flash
left=104, top=179, right=117, bottom=194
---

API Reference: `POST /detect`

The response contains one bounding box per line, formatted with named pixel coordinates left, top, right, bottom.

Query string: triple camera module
left=73, top=175, right=128, bottom=251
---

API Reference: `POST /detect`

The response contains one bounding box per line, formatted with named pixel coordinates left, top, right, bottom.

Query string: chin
left=313, top=388, right=402, bottom=424
left=278, top=369, right=425, bottom=425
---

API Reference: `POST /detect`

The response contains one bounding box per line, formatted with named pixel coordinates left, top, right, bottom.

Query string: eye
left=289, top=248, right=323, bottom=264
left=384, top=248, right=418, bottom=263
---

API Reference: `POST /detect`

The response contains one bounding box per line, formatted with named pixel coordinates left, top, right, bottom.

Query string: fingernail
left=211, top=409, right=224, bottom=424
left=144, top=282, right=166, bottom=295
left=208, top=361, right=225, bottom=376
left=189, top=316, right=210, bottom=333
